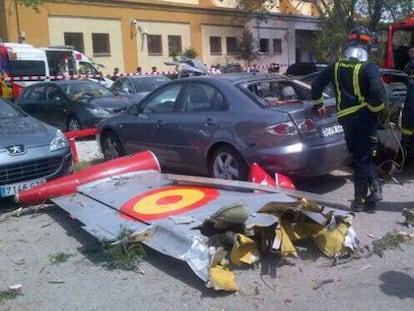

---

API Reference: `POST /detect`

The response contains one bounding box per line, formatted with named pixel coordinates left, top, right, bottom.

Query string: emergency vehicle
left=0, top=42, right=49, bottom=100
left=42, top=46, right=113, bottom=88
left=382, top=14, right=414, bottom=70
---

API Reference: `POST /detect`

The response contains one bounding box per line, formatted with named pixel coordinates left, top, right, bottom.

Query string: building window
left=92, top=33, right=110, bottom=56
left=210, top=36, right=222, bottom=55
left=148, top=35, right=163, bottom=55
left=64, top=32, right=84, bottom=53
left=259, top=38, right=269, bottom=54
left=226, top=37, right=237, bottom=55
left=168, top=35, right=182, bottom=56
left=273, top=39, right=282, bottom=55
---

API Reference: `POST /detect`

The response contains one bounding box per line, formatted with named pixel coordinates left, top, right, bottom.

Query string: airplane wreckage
left=15, top=151, right=359, bottom=291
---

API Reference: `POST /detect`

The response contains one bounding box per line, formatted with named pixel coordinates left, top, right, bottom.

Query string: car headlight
left=50, top=130, right=69, bottom=151
left=86, top=107, right=112, bottom=117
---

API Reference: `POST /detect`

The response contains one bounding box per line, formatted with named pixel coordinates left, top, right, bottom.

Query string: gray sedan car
left=0, top=97, right=72, bottom=198
left=97, top=73, right=349, bottom=180
left=15, top=80, right=133, bottom=132
left=111, top=74, right=171, bottom=102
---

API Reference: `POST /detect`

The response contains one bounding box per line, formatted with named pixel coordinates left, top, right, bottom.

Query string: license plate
left=0, top=178, right=46, bottom=197
left=321, top=124, right=344, bottom=137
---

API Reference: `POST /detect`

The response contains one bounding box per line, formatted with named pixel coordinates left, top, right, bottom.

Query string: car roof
left=173, top=73, right=289, bottom=85
left=126, top=74, right=170, bottom=79
left=25, top=79, right=97, bottom=88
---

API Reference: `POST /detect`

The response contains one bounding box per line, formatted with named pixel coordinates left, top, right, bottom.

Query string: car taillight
left=266, top=121, right=297, bottom=136
left=296, top=118, right=316, bottom=134
left=265, top=119, right=316, bottom=136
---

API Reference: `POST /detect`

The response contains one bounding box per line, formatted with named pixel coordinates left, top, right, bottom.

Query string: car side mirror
left=128, top=104, right=141, bottom=115
left=122, top=87, right=130, bottom=94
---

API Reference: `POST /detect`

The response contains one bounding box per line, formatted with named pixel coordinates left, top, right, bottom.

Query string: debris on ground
left=0, top=286, right=23, bottom=303
left=372, top=230, right=414, bottom=257
left=401, top=208, right=414, bottom=227
left=102, top=228, right=146, bottom=273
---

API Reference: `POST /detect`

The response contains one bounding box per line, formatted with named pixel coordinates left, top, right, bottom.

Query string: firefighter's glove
left=313, top=104, right=327, bottom=117
left=377, top=109, right=388, bottom=130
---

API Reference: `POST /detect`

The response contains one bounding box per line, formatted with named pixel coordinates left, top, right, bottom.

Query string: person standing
left=111, top=67, right=120, bottom=81
left=403, top=47, right=414, bottom=79
left=311, top=26, right=386, bottom=212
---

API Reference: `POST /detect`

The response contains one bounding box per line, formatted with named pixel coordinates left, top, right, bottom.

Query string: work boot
left=368, top=179, right=383, bottom=203
left=351, top=198, right=367, bottom=212
left=351, top=181, right=369, bottom=212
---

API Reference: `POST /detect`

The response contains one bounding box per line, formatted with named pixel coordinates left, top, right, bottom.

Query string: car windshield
left=61, top=81, right=113, bottom=99
left=132, top=76, right=170, bottom=93
left=0, top=98, right=25, bottom=118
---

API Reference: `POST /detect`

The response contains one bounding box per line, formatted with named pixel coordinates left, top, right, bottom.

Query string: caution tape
left=0, top=63, right=289, bottom=81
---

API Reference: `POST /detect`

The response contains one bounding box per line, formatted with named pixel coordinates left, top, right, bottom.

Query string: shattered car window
left=239, top=80, right=304, bottom=107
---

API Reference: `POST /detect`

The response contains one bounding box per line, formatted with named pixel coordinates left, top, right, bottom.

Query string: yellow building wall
left=1, top=0, right=320, bottom=74
left=48, top=16, right=124, bottom=74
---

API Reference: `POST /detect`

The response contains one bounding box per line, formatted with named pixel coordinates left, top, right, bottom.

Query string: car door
left=117, top=83, right=183, bottom=164
left=162, top=82, right=226, bottom=172
left=16, top=84, right=50, bottom=124
left=45, top=84, right=70, bottom=130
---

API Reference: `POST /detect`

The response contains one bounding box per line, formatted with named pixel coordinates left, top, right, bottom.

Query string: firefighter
left=311, top=26, right=386, bottom=212
left=400, top=79, right=414, bottom=153
left=403, top=47, right=414, bottom=79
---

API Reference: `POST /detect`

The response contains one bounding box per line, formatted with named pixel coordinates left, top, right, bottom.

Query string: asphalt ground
left=1, top=140, right=413, bottom=310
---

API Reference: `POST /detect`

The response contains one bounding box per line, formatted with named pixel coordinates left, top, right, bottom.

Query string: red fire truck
left=382, top=14, right=414, bottom=70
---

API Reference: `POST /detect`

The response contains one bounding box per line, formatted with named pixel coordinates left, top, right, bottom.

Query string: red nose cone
left=15, top=150, right=160, bottom=205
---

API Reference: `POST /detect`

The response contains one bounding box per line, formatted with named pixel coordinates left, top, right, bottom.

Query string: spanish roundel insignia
left=120, top=185, right=220, bottom=221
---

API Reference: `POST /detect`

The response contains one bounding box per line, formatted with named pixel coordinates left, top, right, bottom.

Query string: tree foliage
left=236, top=28, right=257, bottom=66
left=16, top=0, right=43, bottom=11
left=235, top=0, right=275, bottom=21
left=232, top=0, right=414, bottom=62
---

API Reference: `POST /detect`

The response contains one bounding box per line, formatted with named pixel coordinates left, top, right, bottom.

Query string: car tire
left=101, top=131, right=125, bottom=160
left=67, top=116, right=82, bottom=132
left=209, top=146, right=249, bottom=181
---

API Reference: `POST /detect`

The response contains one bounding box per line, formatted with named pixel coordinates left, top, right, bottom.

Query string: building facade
left=0, top=0, right=321, bottom=74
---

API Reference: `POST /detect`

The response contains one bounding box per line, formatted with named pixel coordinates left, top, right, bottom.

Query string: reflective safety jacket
left=311, top=59, right=385, bottom=119
left=401, top=80, right=414, bottom=138
left=404, top=60, right=414, bottom=79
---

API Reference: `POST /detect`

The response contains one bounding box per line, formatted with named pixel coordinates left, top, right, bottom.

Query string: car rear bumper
left=245, top=140, right=350, bottom=177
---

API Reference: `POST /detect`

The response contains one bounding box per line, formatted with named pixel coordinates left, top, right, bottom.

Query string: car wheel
left=209, top=146, right=248, bottom=181
left=101, top=132, right=125, bottom=160
left=67, top=116, right=82, bottom=132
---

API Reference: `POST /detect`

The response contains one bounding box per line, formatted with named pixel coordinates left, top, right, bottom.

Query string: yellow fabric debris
left=312, top=222, right=350, bottom=257
left=230, top=234, right=260, bottom=266
left=207, top=265, right=239, bottom=291
left=274, top=224, right=298, bottom=257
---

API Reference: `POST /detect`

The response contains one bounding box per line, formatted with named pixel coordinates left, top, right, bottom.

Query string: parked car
left=97, top=73, right=349, bottom=180
left=111, top=74, right=171, bottom=102
left=0, top=97, right=72, bottom=198
left=285, top=62, right=327, bottom=78
left=14, top=80, right=134, bottom=131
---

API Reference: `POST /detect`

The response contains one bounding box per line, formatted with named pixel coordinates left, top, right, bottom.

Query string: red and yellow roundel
left=120, top=185, right=219, bottom=221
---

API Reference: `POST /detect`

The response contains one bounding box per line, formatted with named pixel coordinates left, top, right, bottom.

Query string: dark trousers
left=340, top=109, right=379, bottom=187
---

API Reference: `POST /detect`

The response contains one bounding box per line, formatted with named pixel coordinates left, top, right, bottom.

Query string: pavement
left=1, top=139, right=413, bottom=310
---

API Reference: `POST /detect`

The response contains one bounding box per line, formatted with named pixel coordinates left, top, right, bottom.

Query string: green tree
left=16, top=0, right=43, bottom=12
left=236, top=28, right=257, bottom=66
left=232, top=0, right=413, bottom=63
left=182, top=47, right=197, bottom=59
